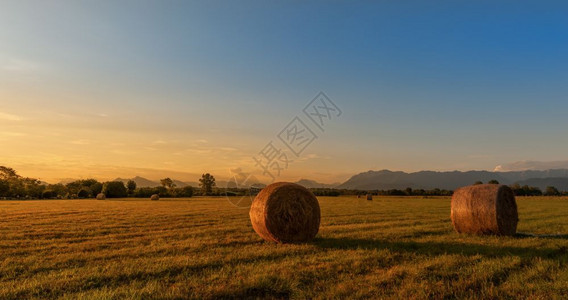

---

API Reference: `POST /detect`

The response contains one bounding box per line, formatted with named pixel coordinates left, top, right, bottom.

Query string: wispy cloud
left=184, top=148, right=213, bottom=155
left=0, top=112, right=23, bottom=121
left=295, top=153, right=331, bottom=162
left=70, top=139, right=90, bottom=145
left=0, top=132, right=26, bottom=136
left=494, top=160, right=568, bottom=172
left=112, top=149, right=136, bottom=155
left=218, top=147, right=238, bottom=152
left=2, top=58, right=40, bottom=73
left=0, top=132, right=27, bottom=141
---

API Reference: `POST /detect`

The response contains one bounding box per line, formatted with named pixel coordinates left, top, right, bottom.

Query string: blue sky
left=1, top=1, right=567, bottom=182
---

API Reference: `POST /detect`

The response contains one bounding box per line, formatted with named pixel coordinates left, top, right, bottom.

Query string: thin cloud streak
left=2, top=58, right=40, bottom=72
left=0, top=112, right=23, bottom=121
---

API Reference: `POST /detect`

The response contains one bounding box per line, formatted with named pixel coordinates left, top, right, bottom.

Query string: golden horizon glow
left=3, top=2, right=567, bottom=183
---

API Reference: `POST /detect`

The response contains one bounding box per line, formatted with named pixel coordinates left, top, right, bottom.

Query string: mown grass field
left=1, top=196, right=567, bottom=299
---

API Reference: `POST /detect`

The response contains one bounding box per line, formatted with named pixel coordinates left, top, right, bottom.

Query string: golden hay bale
left=96, top=193, right=106, bottom=200
left=451, top=184, right=518, bottom=236
left=249, top=182, right=320, bottom=243
left=150, top=194, right=160, bottom=201
left=366, top=194, right=373, bottom=201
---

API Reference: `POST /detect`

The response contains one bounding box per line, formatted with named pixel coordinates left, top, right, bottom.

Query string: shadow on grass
left=515, top=232, right=568, bottom=239
left=312, top=237, right=568, bottom=260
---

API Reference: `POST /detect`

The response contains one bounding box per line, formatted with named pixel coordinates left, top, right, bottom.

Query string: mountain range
left=65, top=168, right=568, bottom=192
left=111, top=177, right=338, bottom=190
left=337, top=169, right=568, bottom=191
left=113, top=176, right=200, bottom=188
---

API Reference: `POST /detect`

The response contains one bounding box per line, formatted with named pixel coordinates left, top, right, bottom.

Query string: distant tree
left=0, top=166, right=19, bottom=180
left=178, top=186, right=194, bottom=197
left=134, top=187, right=157, bottom=198
left=199, top=173, right=216, bottom=195
left=474, top=181, right=483, bottom=185
left=155, top=186, right=168, bottom=197
left=102, top=181, right=127, bottom=198
left=413, top=189, right=426, bottom=196
left=405, top=187, right=413, bottom=196
left=519, top=185, right=542, bottom=196
left=41, top=190, right=58, bottom=199
left=65, top=179, right=102, bottom=197
left=127, top=180, right=137, bottom=194
left=77, top=189, right=90, bottom=198
left=90, top=182, right=103, bottom=195
left=9, top=177, right=43, bottom=198
left=310, top=188, right=340, bottom=196
left=0, top=166, right=44, bottom=198
left=545, top=186, right=560, bottom=196
left=0, top=166, right=20, bottom=197
left=0, top=179, right=9, bottom=197
left=488, top=179, right=500, bottom=184
left=46, top=184, right=67, bottom=198
left=81, top=179, right=100, bottom=187
left=160, top=178, right=176, bottom=189
left=387, top=189, right=406, bottom=196
left=65, top=181, right=83, bottom=195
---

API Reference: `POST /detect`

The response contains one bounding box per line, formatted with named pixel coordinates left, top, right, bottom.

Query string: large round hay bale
left=96, top=193, right=106, bottom=200
left=249, top=182, right=320, bottom=243
left=451, top=184, right=518, bottom=236
left=366, top=194, right=373, bottom=201
left=150, top=194, right=160, bottom=201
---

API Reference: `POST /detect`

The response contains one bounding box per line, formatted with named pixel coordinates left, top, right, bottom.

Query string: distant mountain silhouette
left=220, top=180, right=266, bottom=189
left=295, top=179, right=340, bottom=189
left=337, top=169, right=568, bottom=190
left=113, top=176, right=200, bottom=188
left=114, top=176, right=160, bottom=187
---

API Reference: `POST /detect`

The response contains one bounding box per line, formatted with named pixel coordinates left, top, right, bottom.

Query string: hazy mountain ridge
left=294, top=179, right=340, bottom=189
left=113, top=176, right=200, bottom=188
left=59, top=169, right=568, bottom=191
left=338, top=169, right=568, bottom=190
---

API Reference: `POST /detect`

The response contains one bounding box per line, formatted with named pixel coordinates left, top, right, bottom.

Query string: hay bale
left=249, top=182, right=320, bottom=243
left=96, top=193, right=106, bottom=200
left=366, top=194, right=373, bottom=201
left=150, top=194, right=160, bottom=201
left=451, top=184, right=518, bottom=236
left=357, top=195, right=361, bottom=199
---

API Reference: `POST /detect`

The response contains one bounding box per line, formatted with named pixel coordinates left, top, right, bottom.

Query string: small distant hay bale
left=451, top=184, right=518, bottom=236
left=96, top=193, right=106, bottom=200
left=150, top=194, right=160, bottom=201
left=366, top=194, right=373, bottom=201
left=249, top=182, right=320, bottom=243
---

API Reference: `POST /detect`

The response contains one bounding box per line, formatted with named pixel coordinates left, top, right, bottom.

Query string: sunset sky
left=1, top=1, right=567, bottom=184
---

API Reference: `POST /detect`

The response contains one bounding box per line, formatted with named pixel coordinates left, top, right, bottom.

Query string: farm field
left=1, top=196, right=567, bottom=299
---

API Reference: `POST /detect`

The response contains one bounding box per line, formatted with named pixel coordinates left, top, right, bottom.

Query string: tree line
left=0, top=166, right=219, bottom=199
left=1, top=166, right=567, bottom=199
left=475, top=180, right=566, bottom=196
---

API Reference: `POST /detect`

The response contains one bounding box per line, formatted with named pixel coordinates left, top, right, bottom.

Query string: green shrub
left=77, top=189, right=90, bottom=199
left=102, top=181, right=127, bottom=198
left=42, top=190, right=57, bottom=199
left=177, top=186, right=193, bottom=197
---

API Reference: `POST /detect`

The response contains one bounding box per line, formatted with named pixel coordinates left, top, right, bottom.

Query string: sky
left=1, top=1, right=567, bottom=184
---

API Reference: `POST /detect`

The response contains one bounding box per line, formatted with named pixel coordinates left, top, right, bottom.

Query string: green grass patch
left=0, top=196, right=567, bottom=299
